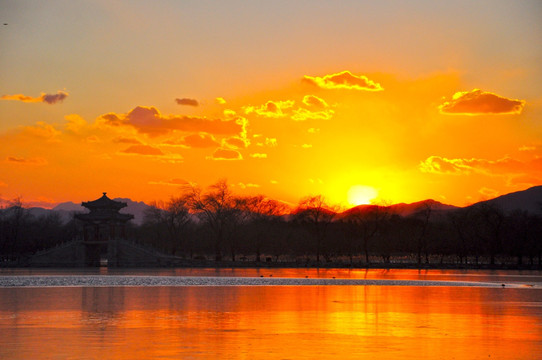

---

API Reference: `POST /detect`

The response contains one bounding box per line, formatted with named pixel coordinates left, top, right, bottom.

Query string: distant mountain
left=339, top=199, right=458, bottom=220
left=387, top=199, right=458, bottom=217
left=476, top=186, right=542, bottom=215
left=22, top=186, right=542, bottom=225
left=115, top=198, right=151, bottom=224
left=27, top=207, right=54, bottom=219
left=53, top=201, right=84, bottom=212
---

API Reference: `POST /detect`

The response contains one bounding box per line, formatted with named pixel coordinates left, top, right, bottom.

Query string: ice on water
left=0, top=275, right=512, bottom=288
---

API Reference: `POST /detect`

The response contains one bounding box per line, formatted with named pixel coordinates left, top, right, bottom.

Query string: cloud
left=255, top=137, right=278, bottom=147
left=1, top=91, right=68, bottom=104
left=180, top=133, right=219, bottom=148
left=113, top=136, right=143, bottom=144
left=439, top=89, right=525, bottom=115
left=211, top=148, right=243, bottom=160
left=291, top=107, right=334, bottom=121
left=302, top=95, right=329, bottom=108
left=303, top=71, right=383, bottom=91
left=23, top=121, right=61, bottom=141
left=250, top=153, right=267, bottom=159
left=42, top=91, right=69, bottom=104
left=223, top=109, right=236, bottom=118
left=419, top=156, right=470, bottom=175
left=5, top=156, right=48, bottom=165
left=237, top=182, right=260, bottom=189
left=0, top=180, right=7, bottom=187
left=223, top=136, right=249, bottom=149
left=244, top=100, right=295, bottom=118
left=86, top=135, right=100, bottom=143
left=64, top=114, right=87, bottom=134
left=216, top=97, right=227, bottom=105
left=175, top=98, right=199, bottom=107
left=419, top=155, right=540, bottom=177
left=149, top=178, right=192, bottom=186
left=519, top=145, right=537, bottom=152
left=301, top=144, right=313, bottom=149
left=479, top=187, right=500, bottom=199
left=99, top=106, right=244, bottom=137
left=121, top=144, right=164, bottom=156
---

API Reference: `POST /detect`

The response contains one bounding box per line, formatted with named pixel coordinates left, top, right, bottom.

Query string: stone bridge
left=28, top=238, right=182, bottom=267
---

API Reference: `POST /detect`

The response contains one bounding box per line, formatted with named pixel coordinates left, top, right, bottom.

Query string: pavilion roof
left=82, top=192, right=127, bottom=210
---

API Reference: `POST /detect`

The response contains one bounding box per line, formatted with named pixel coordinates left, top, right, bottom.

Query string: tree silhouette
left=343, top=204, right=390, bottom=264
left=295, top=195, right=337, bottom=263
left=185, top=179, right=240, bottom=261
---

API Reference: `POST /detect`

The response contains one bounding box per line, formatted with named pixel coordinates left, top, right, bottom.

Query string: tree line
left=1, top=180, right=541, bottom=267
left=131, top=180, right=542, bottom=267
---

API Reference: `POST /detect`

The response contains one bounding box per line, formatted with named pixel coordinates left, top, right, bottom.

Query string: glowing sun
left=347, top=185, right=378, bottom=206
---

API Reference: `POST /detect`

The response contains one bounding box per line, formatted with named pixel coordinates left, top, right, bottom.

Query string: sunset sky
left=1, top=0, right=541, bottom=208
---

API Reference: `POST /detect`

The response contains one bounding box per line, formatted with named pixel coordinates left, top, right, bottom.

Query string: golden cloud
left=303, top=71, right=383, bottom=91
left=419, top=155, right=540, bottom=177
left=244, top=100, right=295, bottom=118
left=223, top=136, right=249, bottom=149
left=175, top=98, right=199, bottom=107
left=86, top=135, right=100, bottom=143
left=223, top=109, right=237, bottom=118
left=113, top=136, right=143, bottom=144
left=149, top=178, right=192, bottom=186
left=237, top=182, right=260, bottom=189
left=250, top=153, right=267, bottom=159
left=23, top=121, right=61, bottom=141
left=211, top=148, right=243, bottom=160
left=99, top=106, right=244, bottom=137
left=302, top=95, right=329, bottom=108
left=439, top=89, right=525, bottom=115
left=291, top=108, right=334, bottom=121
left=1, top=91, right=68, bottom=104
left=121, top=144, right=164, bottom=156
left=64, top=114, right=87, bottom=134
left=180, top=133, right=219, bottom=148
left=479, top=187, right=500, bottom=199
left=5, top=156, right=48, bottom=165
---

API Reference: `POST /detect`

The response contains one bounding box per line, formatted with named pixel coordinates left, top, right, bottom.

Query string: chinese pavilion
left=75, top=193, right=134, bottom=266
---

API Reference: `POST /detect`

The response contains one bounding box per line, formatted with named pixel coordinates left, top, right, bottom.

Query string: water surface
left=1, top=269, right=541, bottom=359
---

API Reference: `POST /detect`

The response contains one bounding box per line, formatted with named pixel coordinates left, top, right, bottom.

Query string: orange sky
left=1, top=1, right=541, bottom=208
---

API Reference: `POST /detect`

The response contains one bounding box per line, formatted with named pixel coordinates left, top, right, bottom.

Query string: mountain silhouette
left=473, top=185, right=542, bottom=215
left=24, top=185, right=542, bottom=224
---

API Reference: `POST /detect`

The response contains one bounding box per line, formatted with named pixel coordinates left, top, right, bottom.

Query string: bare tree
left=0, top=197, right=30, bottom=257
left=243, top=195, right=289, bottom=262
left=473, top=203, right=505, bottom=265
left=143, top=196, right=192, bottom=255
left=185, top=179, right=240, bottom=261
left=344, top=204, right=390, bottom=265
left=164, top=196, right=192, bottom=255
left=412, top=201, right=432, bottom=265
left=295, top=195, right=337, bottom=264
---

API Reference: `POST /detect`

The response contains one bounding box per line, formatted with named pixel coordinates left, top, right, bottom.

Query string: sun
left=347, top=185, right=378, bottom=206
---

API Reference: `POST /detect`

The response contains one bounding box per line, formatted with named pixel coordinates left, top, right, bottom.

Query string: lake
left=1, top=268, right=541, bottom=359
